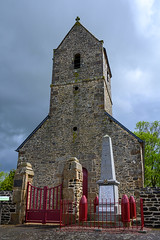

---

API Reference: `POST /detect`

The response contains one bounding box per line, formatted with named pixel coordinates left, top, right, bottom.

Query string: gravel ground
left=0, top=225, right=160, bottom=240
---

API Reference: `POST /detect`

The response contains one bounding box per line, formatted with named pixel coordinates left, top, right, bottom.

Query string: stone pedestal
left=11, top=162, right=34, bottom=224
left=97, top=183, right=120, bottom=221
left=62, top=157, right=83, bottom=220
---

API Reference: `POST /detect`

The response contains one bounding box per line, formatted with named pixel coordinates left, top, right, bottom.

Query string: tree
left=134, top=121, right=160, bottom=187
left=0, top=169, right=15, bottom=191
left=0, top=171, right=7, bottom=184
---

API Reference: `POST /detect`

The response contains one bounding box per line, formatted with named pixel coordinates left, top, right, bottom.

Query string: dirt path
left=0, top=225, right=160, bottom=240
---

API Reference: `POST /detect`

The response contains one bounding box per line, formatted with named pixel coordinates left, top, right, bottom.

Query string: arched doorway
left=82, top=167, right=88, bottom=199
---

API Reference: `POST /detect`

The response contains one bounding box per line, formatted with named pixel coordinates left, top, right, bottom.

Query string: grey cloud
left=0, top=0, right=160, bottom=171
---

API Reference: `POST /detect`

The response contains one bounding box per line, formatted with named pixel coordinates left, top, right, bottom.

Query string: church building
left=16, top=18, right=144, bottom=202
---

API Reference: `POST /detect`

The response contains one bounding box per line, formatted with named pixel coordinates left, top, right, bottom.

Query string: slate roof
left=104, top=111, right=143, bottom=143
left=16, top=115, right=50, bottom=152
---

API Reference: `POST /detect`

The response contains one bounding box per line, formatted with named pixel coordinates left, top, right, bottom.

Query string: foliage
left=0, top=171, right=7, bottom=184
left=134, top=121, right=160, bottom=187
left=0, top=169, right=15, bottom=191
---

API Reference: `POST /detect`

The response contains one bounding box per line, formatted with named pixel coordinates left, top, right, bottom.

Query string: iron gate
left=25, top=182, right=62, bottom=224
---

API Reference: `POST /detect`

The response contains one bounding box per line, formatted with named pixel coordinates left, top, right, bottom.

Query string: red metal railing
left=60, top=196, right=144, bottom=231
left=26, top=182, right=62, bottom=224
left=140, top=198, right=144, bottom=230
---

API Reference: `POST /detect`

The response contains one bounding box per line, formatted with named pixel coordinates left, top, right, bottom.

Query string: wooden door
left=82, top=168, right=88, bottom=199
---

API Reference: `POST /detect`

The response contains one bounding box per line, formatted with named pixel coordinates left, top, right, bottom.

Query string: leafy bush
left=134, top=121, right=160, bottom=187
left=0, top=169, right=15, bottom=191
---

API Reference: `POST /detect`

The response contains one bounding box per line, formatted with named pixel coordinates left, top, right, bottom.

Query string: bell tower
left=49, top=17, right=112, bottom=117
left=16, top=18, right=144, bottom=203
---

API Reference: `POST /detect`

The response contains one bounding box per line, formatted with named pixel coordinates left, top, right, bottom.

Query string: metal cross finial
left=75, top=16, right=80, bottom=22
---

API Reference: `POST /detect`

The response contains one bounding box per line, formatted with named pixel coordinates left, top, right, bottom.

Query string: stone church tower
left=16, top=18, right=144, bottom=201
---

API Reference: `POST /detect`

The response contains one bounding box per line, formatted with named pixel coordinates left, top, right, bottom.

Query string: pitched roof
left=16, top=111, right=143, bottom=152
left=104, top=111, right=143, bottom=143
left=56, top=21, right=112, bottom=79
left=56, top=21, right=101, bottom=50
left=16, top=115, right=50, bottom=152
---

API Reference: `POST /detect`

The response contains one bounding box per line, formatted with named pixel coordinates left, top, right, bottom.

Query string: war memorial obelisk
left=97, top=135, right=120, bottom=219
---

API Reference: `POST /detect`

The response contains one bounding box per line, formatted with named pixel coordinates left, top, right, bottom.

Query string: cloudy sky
left=0, top=0, right=160, bottom=172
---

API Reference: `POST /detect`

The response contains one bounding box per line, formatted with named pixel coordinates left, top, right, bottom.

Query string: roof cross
left=75, top=16, right=80, bottom=22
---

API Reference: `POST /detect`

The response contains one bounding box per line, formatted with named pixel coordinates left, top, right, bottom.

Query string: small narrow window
left=74, top=54, right=80, bottom=69
left=73, top=127, right=77, bottom=131
left=74, top=86, right=79, bottom=91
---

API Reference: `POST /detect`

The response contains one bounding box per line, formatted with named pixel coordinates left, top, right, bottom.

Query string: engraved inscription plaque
left=14, top=179, right=22, bottom=187
left=99, top=185, right=114, bottom=211
left=99, top=185, right=114, bottom=202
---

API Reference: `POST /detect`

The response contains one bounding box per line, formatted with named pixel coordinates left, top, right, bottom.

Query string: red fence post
left=42, top=186, right=48, bottom=224
left=56, top=187, right=58, bottom=210
left=63, top=200, right=66, bottom=227
left=60, top=199, right=63, bottom=229
left=33, top=187, right=36, bottom=210
left=25, top=182, right=30, bottom=223
left=121, top=195, right=130, bottom=225
left=36, top=189, right=39, bottom=209
left=129, top=196, right=136, bottom=219
left=49, top=188, right=51, bottom=210
left=39, top=189, right=42, bottom=209
left=52, top=188, right=55, bottom=209
left=93, top=196, right=99, bottom=228
left=29, top=185, right=32, bottom=210
left=118, top=199, right=121, bottom=228
left=94, top=196, right=99, bottom=213
left=60, top=184, right=62, bottom=207
left=79, top=195, right=88, bottom=222
left=140, top=198, right=144, bottom=230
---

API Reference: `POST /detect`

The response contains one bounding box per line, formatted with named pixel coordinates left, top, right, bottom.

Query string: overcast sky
left=0, top=0, right=160, bottom=172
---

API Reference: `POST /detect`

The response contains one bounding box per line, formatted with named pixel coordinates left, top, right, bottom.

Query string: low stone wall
left=0, top=191, right=16, bottom=224
left=0, top=188, right=160, bottom=227
left=140, top=187, right=160, bottom=228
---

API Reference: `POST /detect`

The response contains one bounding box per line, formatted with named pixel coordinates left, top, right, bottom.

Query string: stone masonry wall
left=0, top=191, right=16, bottom=224
left=104, top=80, right=112, bottom=115
left=17, top=21, right=144, bottom=204
left=140, top=188, right=160, bottom=228
left=18, top=102, right=144, bottom=201
left=102, top=49, right=112, bottom=115
left=52, top=22, right=103, bottom=86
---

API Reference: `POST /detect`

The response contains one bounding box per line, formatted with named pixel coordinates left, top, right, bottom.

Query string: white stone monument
left=97, top=135, right=120, bottom=220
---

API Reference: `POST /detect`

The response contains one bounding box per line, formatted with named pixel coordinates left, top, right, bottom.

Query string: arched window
left=74, top=53, right=80, bottom=69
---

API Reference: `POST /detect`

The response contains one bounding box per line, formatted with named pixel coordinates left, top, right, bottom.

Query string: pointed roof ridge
left=104, top=111, right=144, bottom=143
left=16, top=112, right=144, bottom=152
left=16, top=115, right=50, bottom=152
left=56, top=19, right=102, bottom=50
